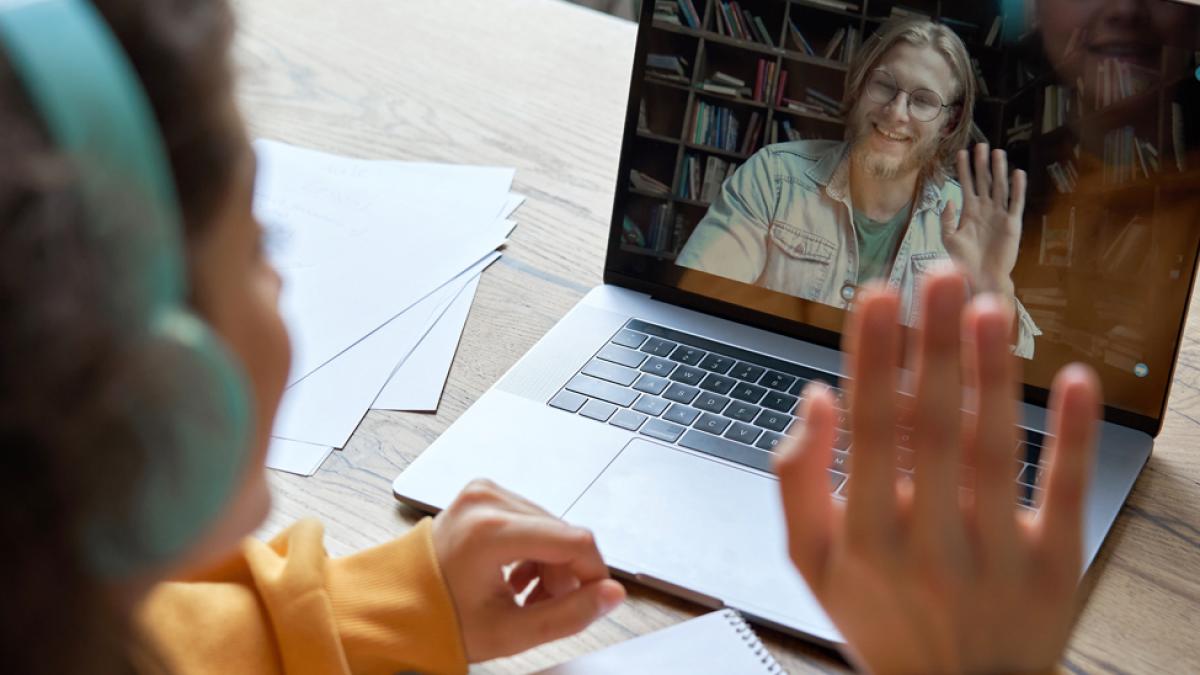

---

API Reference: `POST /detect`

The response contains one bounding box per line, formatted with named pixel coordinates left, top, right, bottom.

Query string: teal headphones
left=0, top=0, right=251, bottom=576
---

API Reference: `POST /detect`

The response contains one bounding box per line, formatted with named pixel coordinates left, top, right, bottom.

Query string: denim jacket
left=676, top=140, right=1040, bottom=358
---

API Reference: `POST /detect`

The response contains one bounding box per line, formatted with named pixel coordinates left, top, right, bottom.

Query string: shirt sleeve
left=139, top=517, right=467, bottom=675
left=675, top=147, right=776, bottom=283
left=1012, top=297, right=1042, bottom=359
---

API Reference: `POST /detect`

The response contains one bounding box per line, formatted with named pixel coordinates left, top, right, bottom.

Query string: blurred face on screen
left=847, top=42, right=957, bottom=180
left=1038, top=0, right=1200, bottom=86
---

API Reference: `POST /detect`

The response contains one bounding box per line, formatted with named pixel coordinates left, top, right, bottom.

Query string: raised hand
left=941, top=143, right=1026, bottom=297
left=431, top=479, right=625, bottom=663
left=775, top=268, right=1101, bottom=675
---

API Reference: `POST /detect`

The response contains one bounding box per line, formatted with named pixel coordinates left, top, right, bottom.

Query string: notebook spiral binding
left=722, top=609, right=788, bottom=674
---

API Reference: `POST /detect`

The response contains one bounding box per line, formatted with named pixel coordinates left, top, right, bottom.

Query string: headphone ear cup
left=87, top=309, right=250, bottom=577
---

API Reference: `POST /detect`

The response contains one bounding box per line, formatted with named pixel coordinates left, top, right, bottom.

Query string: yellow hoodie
left=140, top=518, right=467, bottom=675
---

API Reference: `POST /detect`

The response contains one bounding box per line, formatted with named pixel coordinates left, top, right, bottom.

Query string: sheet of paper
left=253, top=139, right=516, bottom=385
left=272, top=250, right=504, bottom=448
left=265, top=438, right=333, bottom=476
left=372, top=272, right=481, bottom=411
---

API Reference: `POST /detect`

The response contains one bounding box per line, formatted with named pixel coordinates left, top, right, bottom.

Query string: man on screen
left=677, top=17, right=1040, bottom=357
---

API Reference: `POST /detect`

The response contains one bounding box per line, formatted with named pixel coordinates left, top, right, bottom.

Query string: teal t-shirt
left=853, top=203, right=911, bottom=283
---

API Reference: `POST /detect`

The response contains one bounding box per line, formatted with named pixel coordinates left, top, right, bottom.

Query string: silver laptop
left=395, top=0, right=1200, bottom=642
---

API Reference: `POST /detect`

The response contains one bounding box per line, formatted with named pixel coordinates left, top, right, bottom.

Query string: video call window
left=619, top=0, right=1200, bottom=419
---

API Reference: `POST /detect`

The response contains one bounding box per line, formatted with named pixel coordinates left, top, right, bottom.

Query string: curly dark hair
left=0, top=0, right=241, bottom=672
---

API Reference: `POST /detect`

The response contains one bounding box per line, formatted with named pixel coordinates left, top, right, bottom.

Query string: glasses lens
left=910, top=90, right=942, bottom=121
left=865, top=72, right=896, bottom=104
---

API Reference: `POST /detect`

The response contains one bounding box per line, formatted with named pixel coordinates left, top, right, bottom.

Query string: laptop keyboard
left=548, top=319, right=1048, bottom=511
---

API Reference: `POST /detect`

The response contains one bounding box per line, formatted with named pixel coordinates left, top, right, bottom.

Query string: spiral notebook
left=534, top=609, right=786, bottom=674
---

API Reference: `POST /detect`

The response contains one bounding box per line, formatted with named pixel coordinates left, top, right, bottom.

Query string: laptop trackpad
left=564, top=438, right=840, bottom=643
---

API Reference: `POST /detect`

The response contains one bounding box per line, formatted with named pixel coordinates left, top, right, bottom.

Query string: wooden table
left=234, top=0, right=1200, bottom=671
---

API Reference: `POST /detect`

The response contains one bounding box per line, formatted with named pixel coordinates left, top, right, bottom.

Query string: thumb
left=508, top=579, right=625, bottom=648
left=940, top=198, right=958, bottom=241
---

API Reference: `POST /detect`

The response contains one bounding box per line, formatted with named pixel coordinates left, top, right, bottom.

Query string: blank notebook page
left=534, top=609, right=786, bottom=674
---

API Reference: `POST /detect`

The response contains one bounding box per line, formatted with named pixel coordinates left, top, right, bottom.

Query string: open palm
left=941, top=144, right=1025, bottom=295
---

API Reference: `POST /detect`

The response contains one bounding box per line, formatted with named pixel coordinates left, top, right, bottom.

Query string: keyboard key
left=729, top=362, right=766, bottom=382
left=633, top=395, right=670, bottom=416
left=754, top=409, right=792, bottom=433
left=610, top=409, right=648, bottom=431
left=1016, top=487, right=1043, bottom=510
left=828, top=470, right=847, bottom=492
left=597, top=344, right=647, bottom=368
left=694, top=413, right=731, bottom=435
left=725, top=401, right=761, bottom=423
left=548, top=390, right=587, bottom=413
left=679, top=429, right=773, bottom=473
left=633, top=374, right=669, bottom=395
left=832, top=428, right=852, bottom=450
left=760, top=371, right=796, bottom=391
left=698, top=353, right=735, bottom=373
left=668, top=365, right=706, bottom=386
left=641, top=337, right=677, bottom=357
left=1017, top=463, right=1043, bottom=487
left=669, top=345, right=706, bottom=365
left=612, top=328, right=648, bottom=349
left=662, top=382, right=699, bottom=404
left=565, top=375, right=638, bottom=407
left=829, top=450, right=850, bottom=473
left=761, top=391, right=799, bottom=413
left=579, top=399, right=617, bottom=422
left=724, top=422, right=762, bottom=445
left=581, top=359, right=639, bottom=386
left=698, top=373, right=736, bottom=395
left=641, top=418, right=685, bottom=443
left=897, top=448, right=915, bottom=470
left=755, top=431, right=784, bottom=451
left=663, top=404, right=701, bottom=426
left=788, top=378, right=810, bottom=396
left=729, top=382, right=767, bottom=404
left=693, top=392, right=730, bottom=414
left=640, top=356, right=676, bottom=377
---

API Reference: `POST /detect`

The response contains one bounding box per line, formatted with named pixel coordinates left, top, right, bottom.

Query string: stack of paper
left=252, top=140, right=523, bottom=476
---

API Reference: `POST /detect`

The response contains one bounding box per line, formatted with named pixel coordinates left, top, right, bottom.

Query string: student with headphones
left=0, top=0, right=1099, bottom=673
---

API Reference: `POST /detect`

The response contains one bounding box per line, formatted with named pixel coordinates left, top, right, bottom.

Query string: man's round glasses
left=864, top=69, right=951, bottom=122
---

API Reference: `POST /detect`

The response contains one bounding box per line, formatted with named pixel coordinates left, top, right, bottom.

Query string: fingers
left=973, top=143, right=992, bottom=202
left=940, top=198, right=958, bottom=240
left=991, top=149, right=1009, bottom=207
left=776, top=385, right=839, bottom=584
left=964, top=294, right=1020, bottom=560
left=844, top=289, right=902, bottom=550
left=503, top=579, right=626, bottom=650
left=956, top=149, right=976, bottom=205
left=1037, top=364, right=1102, bottom=568
left=489, top=516, right=610, bottom=585
left=911, top=269, right=969, bottom=554
left=1008, top=168, right=1027, bottom=220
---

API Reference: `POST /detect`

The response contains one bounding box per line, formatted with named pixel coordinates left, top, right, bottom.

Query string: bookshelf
left=624, top=0, right=1016, bottom=260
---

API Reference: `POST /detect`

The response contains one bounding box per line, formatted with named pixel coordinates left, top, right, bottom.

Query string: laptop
left=395, top=0, right=1200, bottom=642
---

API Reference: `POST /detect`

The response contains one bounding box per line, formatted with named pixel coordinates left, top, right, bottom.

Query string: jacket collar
left=809, top=140, right=945, bottom=213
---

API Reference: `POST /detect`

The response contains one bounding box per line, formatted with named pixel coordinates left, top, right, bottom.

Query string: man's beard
left=849, top=120, right=940, bottom=180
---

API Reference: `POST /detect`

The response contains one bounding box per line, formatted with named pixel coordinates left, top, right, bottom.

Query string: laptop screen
left=605, top=0, right=1200, bottom=428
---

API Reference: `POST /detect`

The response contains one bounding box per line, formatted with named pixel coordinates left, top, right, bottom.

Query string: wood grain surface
left=233, top=0, right=1200, bottom=672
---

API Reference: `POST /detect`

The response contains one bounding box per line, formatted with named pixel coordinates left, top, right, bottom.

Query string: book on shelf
left=971, top=58, right=990, bottom=97
left=805, top=0, right=859, bottom=12
left=984, top=15, right=1004, bottom=47
left=1041, top=84, right=1072, bottom=133
left=699, top=79, right=751, bottom=98
left=739, top=111, right=763, bottom=154
left=753, top=59, right=778, bottom=103
left=1102, top=126, right=1156, bottom=185
left=752, top=15, right=774, bottom=46
left=630, top=169, right=671, bottom=195
left=653, top=1, right=682, bottom=25
left=1100, top=215, right=1150, bottom=278
left=889, top=5, right=930, bottom=20
left=1095, top=58, right=1157, bottom=108
left=804, top=87, right=841, bottom=117
left=638, top=99, right=649, bottom=131
left=716, top=2, right=771, bottom=45
left=1038, top=207, right=1075, bottom=267
left=647, top=53, right=689, bottom=79
left=787, top=18, right=816, bottom=56
left=676, top=0, right=701, bottom=28
left=1046, top=159, right=1078, bottom=194
left=776, top=70, right=789, bottom=107
left=700, top=156, right=731, bottom=202
left=692, top=100, right=742, bottom=152
left=1005, top=115, right=1033, bottom=144
left=823, top=27, right=846, bottom=59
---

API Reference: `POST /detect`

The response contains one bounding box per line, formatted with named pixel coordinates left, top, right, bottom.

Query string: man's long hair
left=841, top=16, right=983, bottom=185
